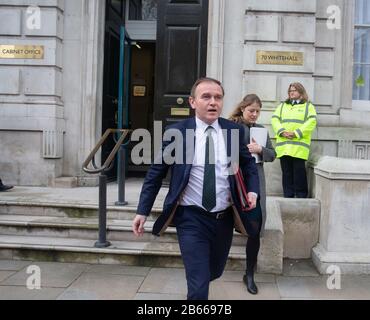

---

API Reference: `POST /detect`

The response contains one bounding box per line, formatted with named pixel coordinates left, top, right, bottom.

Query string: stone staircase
left=0, top=184, right=320, bottom=274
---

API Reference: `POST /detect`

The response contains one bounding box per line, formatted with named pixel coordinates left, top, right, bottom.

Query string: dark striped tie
left=202, top=126, right=216, bottom=211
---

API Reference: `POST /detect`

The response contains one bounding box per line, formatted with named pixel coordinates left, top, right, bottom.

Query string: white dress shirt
left=180, top=117, right=231, bottom=212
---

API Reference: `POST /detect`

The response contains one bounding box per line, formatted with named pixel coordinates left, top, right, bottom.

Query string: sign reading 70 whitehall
left=0, top=45, right=44, bottom=59
left=256, top=50, right=304, bottom=66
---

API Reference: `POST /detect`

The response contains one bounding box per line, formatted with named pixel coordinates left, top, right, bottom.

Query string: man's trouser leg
left=175, top=206, right=233, bottom=300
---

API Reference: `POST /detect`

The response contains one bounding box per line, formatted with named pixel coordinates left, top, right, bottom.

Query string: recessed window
left=129, top=0, right=157, bottom=21
left=353, top=0, right=370, bottom=100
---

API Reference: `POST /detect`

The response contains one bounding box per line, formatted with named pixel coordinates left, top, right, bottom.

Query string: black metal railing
left=82, top=129, right=131, bottom=248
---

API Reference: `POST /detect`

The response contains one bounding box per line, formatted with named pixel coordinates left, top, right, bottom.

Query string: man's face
left=189, top=81, right=224, bottom=125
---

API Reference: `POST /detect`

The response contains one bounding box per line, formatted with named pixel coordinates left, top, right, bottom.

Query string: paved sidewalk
left=1, top=258, right=370, bottom=300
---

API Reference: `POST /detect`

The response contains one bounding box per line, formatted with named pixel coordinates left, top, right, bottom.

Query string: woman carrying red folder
left=229, top=94, right=276, bottom=295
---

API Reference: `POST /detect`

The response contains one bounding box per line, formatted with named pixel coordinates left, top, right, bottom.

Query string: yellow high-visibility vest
left=271, top=101, right=317, bottom=160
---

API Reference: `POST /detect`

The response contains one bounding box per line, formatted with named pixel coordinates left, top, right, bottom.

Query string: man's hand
left=247, top=192, right=257, bottom=210
left=132, top=214, right=147, bottom=237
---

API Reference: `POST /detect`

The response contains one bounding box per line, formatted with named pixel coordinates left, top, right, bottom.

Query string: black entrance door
left=102, top=0, right=126, bottom=179
left=154, top=0, right=209, bottom=127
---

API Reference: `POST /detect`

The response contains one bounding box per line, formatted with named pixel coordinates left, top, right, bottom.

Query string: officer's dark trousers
left=174, top=205, right=234, bottom=300
left=280, top=155, right=308, bottom=198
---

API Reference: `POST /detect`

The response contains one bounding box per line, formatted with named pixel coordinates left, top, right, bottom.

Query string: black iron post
left=115, top=145, right=128, bottom=206
left=95, top=173, right=111, bottom=248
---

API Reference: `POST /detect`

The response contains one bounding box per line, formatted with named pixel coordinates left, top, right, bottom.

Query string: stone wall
left=0, top=0, right=106, bottom=186
left=0, top=0, right=65, bottom=185
left=220, top=0, right=345, bottom=114
left=1, top=0, right=369, bottom=188
left=208, top=0, right=370, bottom=196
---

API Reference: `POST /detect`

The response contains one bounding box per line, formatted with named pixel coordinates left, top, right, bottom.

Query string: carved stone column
left=207, top=0, right=225, bottom=81
left=77, top=0, right=106, bottom=185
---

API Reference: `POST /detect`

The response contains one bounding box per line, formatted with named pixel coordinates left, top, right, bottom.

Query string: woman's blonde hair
left=229, top=94, right=262, bottom=123
left=286, top=82, right=309, bottom=102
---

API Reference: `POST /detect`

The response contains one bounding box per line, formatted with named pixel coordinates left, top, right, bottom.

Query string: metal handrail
left=82, top=129, right=130, bottom=174
left=82, top=128, right=131, bottom=248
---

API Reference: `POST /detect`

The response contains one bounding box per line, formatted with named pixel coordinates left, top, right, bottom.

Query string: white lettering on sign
left=26, top=6, right=41, bottom=30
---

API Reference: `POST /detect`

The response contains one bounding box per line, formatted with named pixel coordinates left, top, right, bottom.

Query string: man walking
left=132, top=77, right=259, bottom=300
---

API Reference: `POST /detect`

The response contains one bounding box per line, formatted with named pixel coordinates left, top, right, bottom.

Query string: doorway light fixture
left=131, top=41, right=141, bottom=50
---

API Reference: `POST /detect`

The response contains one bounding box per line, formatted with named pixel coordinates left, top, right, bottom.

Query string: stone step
left=0, top=209, right=283, bottom=273
left=0, top=214, right=246, bottom=246
left=0, top=184, right=324, bottom=275
left=0, top=198, right=288, bottom=274
left=0, top=234, right=246, bottom=271
left=0, top=202, right=152, bottom=220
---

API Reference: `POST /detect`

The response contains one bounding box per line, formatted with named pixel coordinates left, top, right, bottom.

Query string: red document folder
left=235, top=168, right=252, bottom=212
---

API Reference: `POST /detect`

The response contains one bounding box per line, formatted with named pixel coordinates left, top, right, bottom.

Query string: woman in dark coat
left=229, top=94, right=276, bottom=295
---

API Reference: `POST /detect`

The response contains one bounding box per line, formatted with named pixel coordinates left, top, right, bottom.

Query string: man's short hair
left=190, top=77, right=225, bottom=98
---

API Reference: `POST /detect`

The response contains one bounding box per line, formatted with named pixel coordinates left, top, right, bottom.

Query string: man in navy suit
left=132, top=77, right=259, bottom=300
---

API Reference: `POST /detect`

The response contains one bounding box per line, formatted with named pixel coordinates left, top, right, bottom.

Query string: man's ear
left=189, top=97, right=195, bottom=110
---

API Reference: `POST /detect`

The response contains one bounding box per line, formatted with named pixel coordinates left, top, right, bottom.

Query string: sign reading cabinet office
left=256, top=50, right=303, bottom=66
left=0, top=45, right=44, bottom=59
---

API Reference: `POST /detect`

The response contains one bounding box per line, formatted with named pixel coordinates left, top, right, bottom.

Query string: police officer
left=271, top=82, right=317, bottom=198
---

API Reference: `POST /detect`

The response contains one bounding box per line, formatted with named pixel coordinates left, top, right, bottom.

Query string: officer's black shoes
left=243, top=274, right=258, bottom=295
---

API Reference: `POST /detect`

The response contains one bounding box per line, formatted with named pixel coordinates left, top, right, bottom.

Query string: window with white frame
left=353, top=0, right=370, bottom=101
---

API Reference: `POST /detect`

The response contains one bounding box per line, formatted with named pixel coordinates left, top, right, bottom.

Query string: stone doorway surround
left=70, top=0, right=106, bottom=187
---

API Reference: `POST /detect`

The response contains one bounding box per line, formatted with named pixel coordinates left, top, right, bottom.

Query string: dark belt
left=185, top=205, right=232, bottom=220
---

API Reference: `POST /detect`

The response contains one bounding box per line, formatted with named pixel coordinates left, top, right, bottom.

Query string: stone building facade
left=0, top=0, right=369, bottom=194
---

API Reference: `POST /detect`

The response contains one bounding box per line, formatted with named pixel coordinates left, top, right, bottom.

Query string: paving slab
left=283, top=259, right=320, bottom=277
left=1, top=262, right=89, bottom=288
left=0, top=286, right=65, bottom=300
left=139, top=268, right=187, bottom=295
left=0, top=259, right=31, bottom=271
left=217, top=270, right=245, bottom=282
left=219, top=270, right=276, bottom=283
left=134, top=293, right=187, bottom=300
left=86, top=264, right=150, bottom=277
left=57, top=273, right=145, bottom=300
left=276, top=275, right=370, bottom=300
left=0, top=271, right=15, bottom=282
left=254, top=274, right=277, bottom=283
left=209, top=280, right=281, bottom=300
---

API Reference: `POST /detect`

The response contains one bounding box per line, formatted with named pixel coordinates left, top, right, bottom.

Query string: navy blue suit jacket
left=137, top=117, right=260, bottom=236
